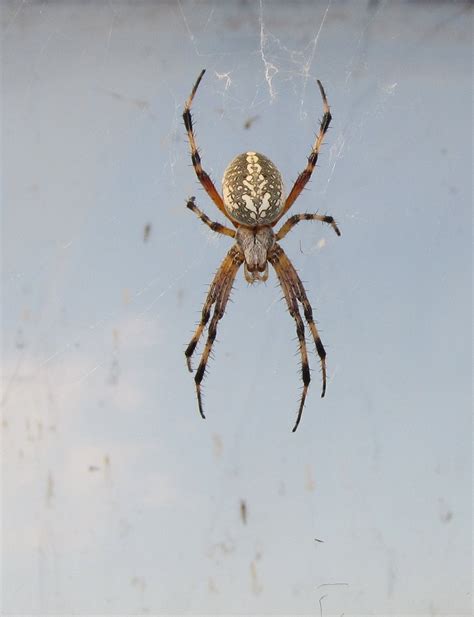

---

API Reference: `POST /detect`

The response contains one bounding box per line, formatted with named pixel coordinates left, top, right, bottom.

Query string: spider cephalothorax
left=183, top=69, right=341, bottom=432
left=235, top=226, right=275, bottom=283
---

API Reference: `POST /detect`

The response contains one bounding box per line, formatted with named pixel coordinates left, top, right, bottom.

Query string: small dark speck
left=439, top=498, right=453, bottom=523
left=240, top=499, right=247, bottom=524
left=367, top=0, right=381, bottom=9
left=314, top=538, right=324, bottom=543
left=143, top=223, right=152, bottom=242
left=89, top=465, right=100, bottom=472
left=244, top=115, right=259, bottom=130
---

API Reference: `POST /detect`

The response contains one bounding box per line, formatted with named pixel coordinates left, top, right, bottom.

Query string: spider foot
left=194, top=364, right=207, bottom=419
left=322, top=214, right=341, bottom=237
left=320, top=364, right=327, bottom=398
left=195, top=383, right=206, bottom=419
left=185, top=338, right=199, bottom=372
left=292, top=383, right=309, bottom=433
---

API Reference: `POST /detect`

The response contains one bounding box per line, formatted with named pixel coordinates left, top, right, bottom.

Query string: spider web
left=2, top=1, right=472, bottom=614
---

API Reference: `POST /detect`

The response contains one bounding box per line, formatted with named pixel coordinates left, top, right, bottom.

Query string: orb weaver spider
left=183, top=69, right=340, bottom=432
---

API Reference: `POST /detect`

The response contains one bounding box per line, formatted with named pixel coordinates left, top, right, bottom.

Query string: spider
left=183, top=69, right=341, bottom=432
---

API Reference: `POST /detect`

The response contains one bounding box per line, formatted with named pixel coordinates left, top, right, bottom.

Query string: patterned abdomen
left=222, top=152, right=285, bottom=226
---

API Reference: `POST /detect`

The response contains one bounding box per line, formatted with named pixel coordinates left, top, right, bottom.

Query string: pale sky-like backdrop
left=2, top=1, right=472, bottom=615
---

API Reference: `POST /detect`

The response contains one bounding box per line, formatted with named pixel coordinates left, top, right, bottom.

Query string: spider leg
left=186, top=197, right=236, bottom=238
left=273, top=80, right=332, bottom=224
left=276, top=212, right=341, bottom=241
left=270, top=251, right=311, bottom=432
left=183, top=70, right=235, bottom=224
left=185, top=288, right=215, bottom=375
left=273, top=245, right=327, bottom=396
left=185, top=245, right=241, bottom=372
left=186, top=246, right=243, bottom=418
left=194, top=249, right=243, bottom=419
left=270, top=244, right=328, bottom=429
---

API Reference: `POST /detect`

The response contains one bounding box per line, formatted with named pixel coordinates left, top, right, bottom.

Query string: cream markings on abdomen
left=222, top=152, right=285, bottom=225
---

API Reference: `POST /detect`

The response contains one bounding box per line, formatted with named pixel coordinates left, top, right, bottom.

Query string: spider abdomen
left=222, top=152, right=285, bottom=226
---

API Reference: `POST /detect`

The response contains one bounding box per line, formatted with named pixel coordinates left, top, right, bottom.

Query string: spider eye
left=222, top=151, right=285, bottom=226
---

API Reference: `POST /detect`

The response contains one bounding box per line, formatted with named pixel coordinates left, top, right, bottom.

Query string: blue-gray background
left=1, top=1, right=471, bottom=615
